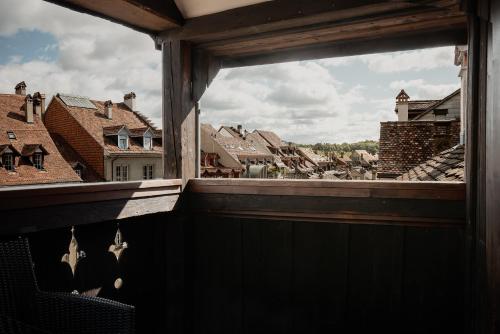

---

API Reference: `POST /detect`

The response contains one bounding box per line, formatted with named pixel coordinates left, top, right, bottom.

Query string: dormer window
left=143, top=134, right=152, bottom=150
left=118, top=134, right=128, bottom=149
left=3, top=153, right=14, bottom=171
left=33, top=152, right=43, bottom=170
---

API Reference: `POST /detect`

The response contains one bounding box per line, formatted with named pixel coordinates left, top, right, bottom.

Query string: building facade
left=0, top=82, right=81, bottom=186
left=45, top=92, right=163, bottom=182
left=378, top=87, right=462, bottom=179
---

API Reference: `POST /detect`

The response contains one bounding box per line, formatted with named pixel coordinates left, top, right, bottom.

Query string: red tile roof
left=55, top=96, right=162, bottom=156
left=0, top=94, right=81, bottom=186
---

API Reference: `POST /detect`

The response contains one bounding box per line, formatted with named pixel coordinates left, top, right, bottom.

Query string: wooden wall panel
left=189, top=215, right=465, bottom=334
left=241, top=220, right=293, bottom=334
left=346, top=224, right=404, bottom=333
left=292, top=222, right=349, bottom=333
left=192, top=216, right=242, bottom=334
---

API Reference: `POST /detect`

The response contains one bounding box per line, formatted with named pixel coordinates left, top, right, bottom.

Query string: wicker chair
left=0, top=237, right=135, bottom=334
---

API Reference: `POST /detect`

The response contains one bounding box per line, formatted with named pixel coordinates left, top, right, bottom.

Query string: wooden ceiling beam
left=221, top=26, right=467, bottom=68
left=198, top=6, right=465, bottom=57
left=44, top=0, right=184, bottom=33
left=160, top=0, right=420, bottom=42
left=159, top=0, right=463, bottom=43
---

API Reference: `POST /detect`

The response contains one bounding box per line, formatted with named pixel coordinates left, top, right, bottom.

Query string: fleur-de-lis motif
left=108, top=225, right=128, bottom=262
left=61, top=226, right=86, bottom=276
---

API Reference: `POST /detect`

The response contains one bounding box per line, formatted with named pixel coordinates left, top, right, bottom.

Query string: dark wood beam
left=160, top=0, right=458, bottom=43
left=220, top=26, right=467, bottom=68
left=162, top=40, right=198, bottom=185
left=199, top=8, right=466, bottom=57
left=43, top=0, right=183, bottom=33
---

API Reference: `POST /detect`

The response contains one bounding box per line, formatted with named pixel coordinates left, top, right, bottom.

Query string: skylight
left=7, top=131, right=16, bottom=140
left=58, top=94, right=97, bottom=109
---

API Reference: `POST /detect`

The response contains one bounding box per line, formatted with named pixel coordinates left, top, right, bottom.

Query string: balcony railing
left=1, top=179, right=466, bottom=333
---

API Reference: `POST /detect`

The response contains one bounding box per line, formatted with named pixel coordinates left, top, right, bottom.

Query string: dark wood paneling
left=292, top=222, right=349, bottom=333
left=346, top=224, right=404, bottom=332
left=192, top=216, right=242, bottom=334
left=241, top=220, right=293, bottom=334
left=188, top=216, right=465, bottom=334
left=401, top=227, right=465, bottom=334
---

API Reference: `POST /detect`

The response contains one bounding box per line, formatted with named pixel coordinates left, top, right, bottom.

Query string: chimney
left=25, top=94, right=34, bottom=123
left=15, top=81, right=26, bottom=95
left=237, top=124, right=242, bottom=134
left=395, top=89, right=409, bottom=122
left=455, top=45, right=468, bottom=144
left=104, top=100, right=113, bottom=119
left=33, top=92, right=45, bottom=118
left=124, top=92, right=136, bottom=111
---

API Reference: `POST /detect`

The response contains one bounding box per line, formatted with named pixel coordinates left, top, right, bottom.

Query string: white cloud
left=389, top=79, right=459, bottom=100
left=201, top=62, right=368, bottom=144
left=359, top=47, right=455, bottom=73
left=0, top=0, right=163, bottom=127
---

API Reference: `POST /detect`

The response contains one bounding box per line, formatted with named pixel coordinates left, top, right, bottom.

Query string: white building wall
left=104, top=156, right=163, bottom=181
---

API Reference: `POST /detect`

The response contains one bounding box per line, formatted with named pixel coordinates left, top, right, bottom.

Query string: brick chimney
left=396, top=89, right=410, bottom=122
left=124, top=92, right=136, bottom=111
left=33, top=92, right=45, bottom=119
left=15, top=81, right=26, bottom=95
left=104, top=100, right=113, bottom=119
left=25, top=94, right=34, bottom=123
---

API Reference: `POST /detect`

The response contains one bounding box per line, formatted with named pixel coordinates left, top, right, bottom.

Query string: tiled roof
left=202, top=124, right=273, bottom=163
left=55, top=96, right=162, bottom=156
left=21, top=144, right=48, bottom=156
left=398, top=145, right=464, bottom=181
left=50, top=133, right=102, bottom=182
left=254, top=129, right=283, bottom=148
left=0, top=94, right=81, bottom=186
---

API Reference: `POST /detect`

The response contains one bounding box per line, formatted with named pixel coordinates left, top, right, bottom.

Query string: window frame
left=143, top=164, right=154, bottom=180
left=3, top=153, right=14, bottom=171
left=33, top=153, right=43, bottom=170
left=118, top=135, right=128, bottom=150
left=115, top=164, right=129, bottom=181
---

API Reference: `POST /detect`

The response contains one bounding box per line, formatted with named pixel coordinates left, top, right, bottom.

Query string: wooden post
left=162, top=42, right=220, bottom=186
left=162, top=40, right=196, bottom=186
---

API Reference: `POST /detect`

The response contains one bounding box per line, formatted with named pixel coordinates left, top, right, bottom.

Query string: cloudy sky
left=0, top=0, right=461, bottom=144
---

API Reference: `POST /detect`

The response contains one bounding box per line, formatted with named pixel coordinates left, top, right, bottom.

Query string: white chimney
left=25, top=94, right=34, bottom=123
left=104, top=100, right=113, bottom=119
left=33, top=92, right=46, bottom=119
left=124, top=92, right=136, bottom=111
left=455, top=45, right=468, bottom=144
left=15, top=81, right=26, bottom=95
left=396, top=89, right=409, bottom=122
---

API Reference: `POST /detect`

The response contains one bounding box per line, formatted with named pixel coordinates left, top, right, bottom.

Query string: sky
left=0, top=0, right=461, bottom=144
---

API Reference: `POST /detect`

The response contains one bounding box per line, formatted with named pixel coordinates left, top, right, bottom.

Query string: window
left=33, top=153, right=43, bottom=170
left=3, top=154, right=14, bottom=171
left=115, top=165, right=128, bottom=181
left=7, top=131, right=16, bottom=140
left=118, top=135, right=128, bottom=149
left=144, top=135, right=152, bottom=150
left=143, top=164, right=153, bottom=180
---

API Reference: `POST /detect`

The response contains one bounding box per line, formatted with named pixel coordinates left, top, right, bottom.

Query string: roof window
left=7, top=131, right=16, bottom=140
